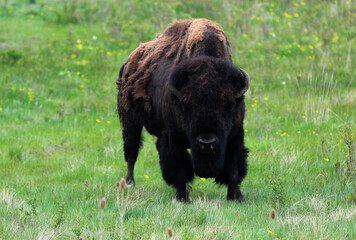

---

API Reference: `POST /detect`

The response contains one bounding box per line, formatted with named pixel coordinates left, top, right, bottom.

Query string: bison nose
left=196, top=134, right=219, bottom=154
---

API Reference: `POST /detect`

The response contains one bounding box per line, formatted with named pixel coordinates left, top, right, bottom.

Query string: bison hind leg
left=121, top=117, right=143, bottom=186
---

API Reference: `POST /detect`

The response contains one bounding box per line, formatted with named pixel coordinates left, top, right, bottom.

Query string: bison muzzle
left=117, top=19, right=249, bottom=202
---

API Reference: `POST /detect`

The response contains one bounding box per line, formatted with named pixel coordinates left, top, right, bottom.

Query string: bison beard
left=117, top=19, right=249, bottom=202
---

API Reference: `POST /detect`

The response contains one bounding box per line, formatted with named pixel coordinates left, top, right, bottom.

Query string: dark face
left=169, top=57, right=249, bottom=178
left=179, top=82, right=239, bottom=177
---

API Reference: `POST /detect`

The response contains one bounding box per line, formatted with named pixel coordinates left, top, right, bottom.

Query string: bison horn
left=168, top=84, right=181, bottom=98
left=236, top=68, right=250, bottom=98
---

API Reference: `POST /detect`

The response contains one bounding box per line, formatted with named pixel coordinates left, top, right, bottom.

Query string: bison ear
left=230, top=67, right=250, bottom=98
left=168, top=64, right=189, bottom=98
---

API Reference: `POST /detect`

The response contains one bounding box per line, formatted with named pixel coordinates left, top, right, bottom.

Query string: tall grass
left=0, top=0, right=355, bottom=239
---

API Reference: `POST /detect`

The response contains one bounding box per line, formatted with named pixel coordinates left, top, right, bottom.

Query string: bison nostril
left=196, top=134, right=219, bottom=152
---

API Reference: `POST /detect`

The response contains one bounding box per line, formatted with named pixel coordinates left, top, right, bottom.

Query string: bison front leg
left=216, top=139, right=248, bottom=202
left=157, top=132, right=194, bottom=202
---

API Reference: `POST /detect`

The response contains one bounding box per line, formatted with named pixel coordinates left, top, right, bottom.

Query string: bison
left=116, top=19, right=249, bottom=202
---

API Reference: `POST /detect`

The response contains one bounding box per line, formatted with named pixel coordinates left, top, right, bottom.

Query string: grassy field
left=0, top=0, right=355, bottom=239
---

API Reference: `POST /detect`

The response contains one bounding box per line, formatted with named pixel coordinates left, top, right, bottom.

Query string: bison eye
left=226, top=101, right=236, bottom=112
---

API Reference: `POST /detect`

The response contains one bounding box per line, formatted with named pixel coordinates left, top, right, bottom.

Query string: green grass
left=0, top=0, right=355, bottom=239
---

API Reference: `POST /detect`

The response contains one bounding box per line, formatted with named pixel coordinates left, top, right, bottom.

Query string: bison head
left=168, top=56, right=249, bottom=178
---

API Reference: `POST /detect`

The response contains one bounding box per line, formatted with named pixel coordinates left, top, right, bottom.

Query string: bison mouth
left=200, top=148, right=216, bottom=155
left=190, top=134, right=225, bottom=178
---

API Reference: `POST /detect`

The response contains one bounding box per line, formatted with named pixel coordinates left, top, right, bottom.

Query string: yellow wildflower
left=96, top=119, right=100, bottom=123
left=144, top=174, right=149, bottom=179
left=284, top=13, right=293, bottom=19
left=77, top=44, right=83, bottom=50
left=267, top=228, right=277, bottom=236
left=297, top=131, right=301, bottom=134
left=324, top=158, right=329, bottom=162
left=107, top=121, right=111, bottom=124
left=331, top=35, right=339, bottom=43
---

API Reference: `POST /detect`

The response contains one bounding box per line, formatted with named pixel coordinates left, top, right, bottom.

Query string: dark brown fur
left=117, top=19, right=231, bottom=112
left=117, top=19, right=249, bottom=202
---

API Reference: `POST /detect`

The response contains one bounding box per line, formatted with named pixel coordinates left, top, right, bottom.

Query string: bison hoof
left=175, top=185, right=190, bottom=203
left=125, top=175, right=135, bottom=186
left=175, top=194, right=190, bottom=203
left=227, top=187, right=245, bottom=202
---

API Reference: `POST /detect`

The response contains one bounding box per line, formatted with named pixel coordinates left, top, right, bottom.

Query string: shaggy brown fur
left=117, top=18, right=231, bottom=112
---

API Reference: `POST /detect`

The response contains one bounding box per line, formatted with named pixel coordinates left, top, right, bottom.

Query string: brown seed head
left=100, top=197, right=106, bottom=209
left=120, top=179, right=127, bottom=189
left=270, top=209, right=276, bottom=219
left=168, top=228, right=173, bottom=237
left=115, top=181, right=121, bottom=188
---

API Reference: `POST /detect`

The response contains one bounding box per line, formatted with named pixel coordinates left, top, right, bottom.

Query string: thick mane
left=117, top=18, right=230, bottom=112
